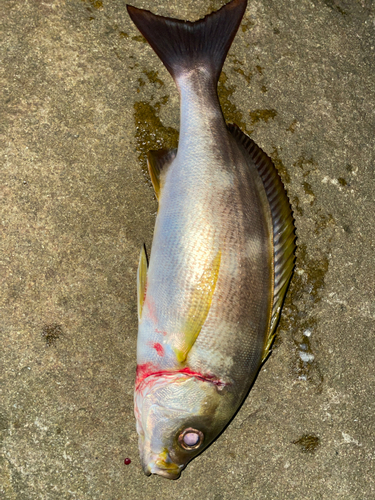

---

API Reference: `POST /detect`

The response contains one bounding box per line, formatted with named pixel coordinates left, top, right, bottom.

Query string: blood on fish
left=155, top=327, right=167, bottom=336
left=152, top=342, right=164, bottom=356
left=135, top=364, right=228, bottom=392
left=135, top=362, right=155, bottom=386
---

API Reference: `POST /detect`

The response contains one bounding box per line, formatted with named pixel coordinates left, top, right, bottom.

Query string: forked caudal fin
left=127, top=0, right=247, bottom=85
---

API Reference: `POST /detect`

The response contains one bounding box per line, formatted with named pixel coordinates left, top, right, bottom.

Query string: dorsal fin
left=228, top=124, right=296, bottom=361
left=147, top=149, right=177, bottom=200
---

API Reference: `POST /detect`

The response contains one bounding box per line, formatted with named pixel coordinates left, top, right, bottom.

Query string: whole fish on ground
left=127, top=0, right=296, bottom=479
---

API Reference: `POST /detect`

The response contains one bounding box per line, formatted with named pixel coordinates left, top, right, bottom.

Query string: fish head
left=135, top=372, right=231, bottom=479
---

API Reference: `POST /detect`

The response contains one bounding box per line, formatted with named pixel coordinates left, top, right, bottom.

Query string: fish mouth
left=141, top=449, right=183, bottom=479
left=146, top=463, right=182, bottom=479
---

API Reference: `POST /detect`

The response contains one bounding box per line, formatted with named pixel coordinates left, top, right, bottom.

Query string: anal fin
left=147, top=149, right=176, bottom=200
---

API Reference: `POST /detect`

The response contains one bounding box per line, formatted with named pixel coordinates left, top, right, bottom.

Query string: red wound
left=135, top=364, right=228, bottom=392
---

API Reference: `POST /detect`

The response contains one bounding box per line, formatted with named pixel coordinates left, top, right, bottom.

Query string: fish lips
left=142, top=455, right=184, bottom=479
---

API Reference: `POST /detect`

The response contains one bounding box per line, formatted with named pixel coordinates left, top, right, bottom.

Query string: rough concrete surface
left=1, top=0, right=374, bottom=498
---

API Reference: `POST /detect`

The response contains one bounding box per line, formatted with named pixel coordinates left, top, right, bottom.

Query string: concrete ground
left=1, top=0, right=374, bottom=498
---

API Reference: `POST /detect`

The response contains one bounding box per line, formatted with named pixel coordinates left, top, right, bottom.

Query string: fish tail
left=127, top=0, right=247, bottom=86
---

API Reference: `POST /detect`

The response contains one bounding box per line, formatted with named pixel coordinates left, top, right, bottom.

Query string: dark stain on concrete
left=277, top=243, right=328, bottom=389
left=249, top=108, right=277, bottom=126
left=0, top=412, right=9, bottom=431
left=314, top=210, right=335, bottom=236
left=270, top=147, right=291, bottom=184
left=293, top=434, right=320, bottom=453
left=233, top=66, right=252, bottom=85
left=86, top=0, right=103, bottom=9
left=295, top=155, right=318, bottom=178
left=292, top=195, right=304, bottom=217
left=321, top=0, right=348, bottom=16
left=133, top=101, right=179, bottom=182
left=41, top=323, right=63, bottom=346
left=207, top=0, right=227, bottom=14
left=132, top=35, right=147, bottom=43
left=288, top=120, right=298, bottom=133
left=303, top=181, right=315, bottom=204
left=218, top=71, right=249, bottom=133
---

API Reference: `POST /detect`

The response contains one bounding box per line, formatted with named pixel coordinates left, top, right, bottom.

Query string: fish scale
left=128, top=0, right=295, bottom=479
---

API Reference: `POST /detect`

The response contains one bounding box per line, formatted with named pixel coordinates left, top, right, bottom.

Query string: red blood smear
left=135, top=362, right=154, bottom=387
left=124, top=458, right=131, bottom=465
left=152, top=342, right=164, bottom=356
left=135, top=364, right=227, bottom=391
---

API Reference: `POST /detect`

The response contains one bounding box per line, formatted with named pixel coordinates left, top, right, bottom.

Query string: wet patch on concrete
left=0, top=412, right=9, bottom=432
left=277, top=242, right=328, bottom=390
left=133, top=101, right=178, bottom=186
left=231, top=57, right=253, bottom=85
left=81, top=0, right=103, bottom=10
left=133, top=68, right=178, bottom=188
left=269, top=147, right=291, bottom=184
left=314, top=210, right=335, bottom=236
left=320, top=0, right=348, bottom=16
left=302, top=181, right=315, bottom=204
left=249, top=108, right=277, bottom=126
left=218, top=71, right=250, bottom=133
left=41, top=323, right=63, bottom=346
left=206, top=0, right=228, bottom=15
left=288, top=119, right=298, bottom=133
left=293, top=433, right=320, bottom=453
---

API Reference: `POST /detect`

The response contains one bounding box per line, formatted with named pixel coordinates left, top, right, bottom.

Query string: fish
left=127, top=0, right=296, bottom=479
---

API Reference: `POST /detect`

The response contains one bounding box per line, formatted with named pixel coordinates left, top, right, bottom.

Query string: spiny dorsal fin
left=137, top=244, right=148, bottom=322
left=147, top=149, right=177, bottom=200
left=228, top=124, right=296, bottom=362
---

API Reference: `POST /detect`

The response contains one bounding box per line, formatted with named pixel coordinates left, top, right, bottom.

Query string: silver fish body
left=128, top=0, right=295, bottom=479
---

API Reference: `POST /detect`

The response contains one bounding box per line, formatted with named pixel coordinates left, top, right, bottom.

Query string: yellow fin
left=137, top=244, right=148, bottom=321
left=175, top=251, right=221, bottom=363
left=147, top=149, right=176, bottom=200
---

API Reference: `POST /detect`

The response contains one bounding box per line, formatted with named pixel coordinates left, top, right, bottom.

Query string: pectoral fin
left=137, top=244, right=148, bottom=322
left=175, top=251, right=221, bottom=363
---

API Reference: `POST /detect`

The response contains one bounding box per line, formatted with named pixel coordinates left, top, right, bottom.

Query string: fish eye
left=178, top=428, right=204, bottom=450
